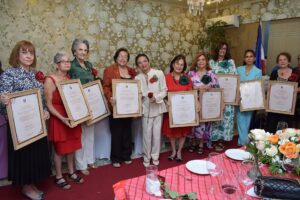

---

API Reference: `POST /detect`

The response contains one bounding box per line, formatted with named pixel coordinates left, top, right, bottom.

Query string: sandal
left=188, top=145, right=196, bottom=153
left=55, top=177, right=71, bottom=190
left=197, top=146, right=204, bottom=155
left=214, top=142, right=225, bottom=152
left=68, top=172, right=84, bottom=184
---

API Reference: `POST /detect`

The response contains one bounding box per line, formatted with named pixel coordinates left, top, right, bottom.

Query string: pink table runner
left=114, top=156, right=271, bottom=200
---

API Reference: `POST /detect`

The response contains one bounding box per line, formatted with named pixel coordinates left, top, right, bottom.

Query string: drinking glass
left=238, top=160, right=257, bottom=200
left=206, top=152, right=223, bottom=195
left=282, top=156, right=297, bottom=178
left=276, top=121, right=288, bottom=131
left=220, top=172, right=240, bottom=200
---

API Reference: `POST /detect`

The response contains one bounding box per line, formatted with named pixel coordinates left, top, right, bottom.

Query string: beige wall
left=0, top=0, right=203, bottom=76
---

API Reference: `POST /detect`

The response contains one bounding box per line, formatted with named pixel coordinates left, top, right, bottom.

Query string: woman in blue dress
left=237, top=49, right=262, bottom=145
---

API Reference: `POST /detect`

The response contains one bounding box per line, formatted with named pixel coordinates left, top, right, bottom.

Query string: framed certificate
left=266, top=81, right=298, bottom=115
left=112, top=79, right=142, bottom=118
left=83, top=80, right=111, bottom=126
left=6, top=88, right=47, bottom=150
left=57, top=79, right=91, bottom=127
left=217, top=74, right=240, bottom=105
left=239, top=80, right=265, bottom=112
left=168, top=90, right=199, bottom=128
left=199, top=88, right=224, bottom=122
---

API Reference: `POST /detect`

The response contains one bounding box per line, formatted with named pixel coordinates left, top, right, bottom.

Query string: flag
left=255, top=19, right=266, bottom=74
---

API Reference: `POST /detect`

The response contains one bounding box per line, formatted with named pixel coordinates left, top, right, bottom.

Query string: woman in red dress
left=44, top=52, right=83, bottom=189
left=162, top=55, right=193, bottom=162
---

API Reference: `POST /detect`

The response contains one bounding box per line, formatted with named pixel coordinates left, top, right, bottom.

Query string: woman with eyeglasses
left=69, top=38, right=98, bottom=175
left=44, top=52, right=83, bottom=190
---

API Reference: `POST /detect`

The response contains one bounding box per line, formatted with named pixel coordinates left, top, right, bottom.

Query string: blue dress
left=236, top=65, right=262, bottom=145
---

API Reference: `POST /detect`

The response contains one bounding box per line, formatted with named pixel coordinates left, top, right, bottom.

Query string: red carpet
left=0, top=137, right=238, bottom=200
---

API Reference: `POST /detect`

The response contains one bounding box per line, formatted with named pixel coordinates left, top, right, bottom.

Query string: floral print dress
left=188, top=70, right=219, bottom=147
left=209, top=59, right=237, bottom=142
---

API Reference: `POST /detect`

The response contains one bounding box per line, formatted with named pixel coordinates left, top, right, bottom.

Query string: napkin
left=145, top=177, right=161, bottom=196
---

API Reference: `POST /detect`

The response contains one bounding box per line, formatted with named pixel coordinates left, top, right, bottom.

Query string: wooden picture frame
left=266, top=80, right=298, bottom=115
left=83, top=80, right=111, bottom=126
left=112, top=79, right=142, bottom=118
left=6, top=88, right=47, bottom=150
left=239, top=80, right=265, bottom=112
left=199, top=88, right=224, bottom=122
left=56, top=79, right=91, bottom=127
left=217, top=74, right=240, bottom=105
left=168, top=90, right=199, bottom=128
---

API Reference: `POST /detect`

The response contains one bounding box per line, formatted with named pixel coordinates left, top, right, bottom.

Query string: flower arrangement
left=35, top=71, right=46, bottom=83
left=149, top=75, right=158, bottom=83
left=247, top=129, right=300, bottom=175
left=200, top=74, right=212, bottom=85
left=91, top=67, right=98, bottom=78
left=178, top=75, right=189, bottom=85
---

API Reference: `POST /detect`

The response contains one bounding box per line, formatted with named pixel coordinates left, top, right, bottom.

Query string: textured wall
left=0, top=0, right=203, bottom=76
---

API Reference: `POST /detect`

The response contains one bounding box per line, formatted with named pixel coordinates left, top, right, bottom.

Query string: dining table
left=113, top=150, right=274, bottom=200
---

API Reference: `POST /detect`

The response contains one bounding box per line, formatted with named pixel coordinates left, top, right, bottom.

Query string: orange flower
left=268, top=134, right=279, bottom=144
left=279, top=142, right=299, bottom=159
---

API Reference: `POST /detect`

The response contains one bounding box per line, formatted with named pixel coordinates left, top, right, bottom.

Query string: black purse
left=254, top=176, right=300, bottom=200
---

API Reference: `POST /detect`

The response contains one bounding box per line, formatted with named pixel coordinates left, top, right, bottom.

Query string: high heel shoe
left=22, top=190, right=44, bottom=200
left=176, top=152, right=183, bottom=162
left=168, top=153, right=176, bottom=161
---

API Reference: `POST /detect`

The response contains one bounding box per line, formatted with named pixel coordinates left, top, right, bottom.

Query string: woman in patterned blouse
left=0, top=40, right=51, bottom=200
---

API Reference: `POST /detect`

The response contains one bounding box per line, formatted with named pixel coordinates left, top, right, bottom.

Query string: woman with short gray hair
left=44, top=52, right=84, bottom=189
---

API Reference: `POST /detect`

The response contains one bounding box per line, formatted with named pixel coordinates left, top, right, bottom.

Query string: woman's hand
left=110, top=97, right=116, bottom=106
left=149, top=96, right=156, bottom=103
left=43, top=111, right=50, bottom=120
left=0, top=94, right=10, bottom=105
left=60, top=117, right=71, bottom=127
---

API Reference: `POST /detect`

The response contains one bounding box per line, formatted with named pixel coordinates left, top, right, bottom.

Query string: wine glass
left=206, top=152, right=223, bottom=195
left=282, top=156, right=297, bottom=177
left=220, top=172, right=240, bottom=200
left=276, top=121, right=288, bottom=131
left=238, top=160, right=257, bottom=200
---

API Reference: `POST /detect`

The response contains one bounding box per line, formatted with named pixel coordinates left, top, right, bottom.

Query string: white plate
left=225, top=149, right=252, bottom=161
left=247, top=187, right=260, bottom=198
left=185, top=160, right=215, bottom=175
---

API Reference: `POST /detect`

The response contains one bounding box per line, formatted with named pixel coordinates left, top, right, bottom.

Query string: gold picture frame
left=266, top=80, right=298, bottom=115
left=217, top=74, right=240, bottom=105
left=112, top=79, right=142, bottom=118
left=239, top=80, right=265, bottom=112
left=83, top=80, right=111, bottom=126
left=56, top=79, right=91, bottom=127
left=199, top=88, right=224, bottom=122
left=6, top=88, right=47, bottom=150
left=168, top=90, right=199, bottom=128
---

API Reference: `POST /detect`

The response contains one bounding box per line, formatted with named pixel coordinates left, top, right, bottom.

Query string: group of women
left=0, top=39, right=299, bottom=200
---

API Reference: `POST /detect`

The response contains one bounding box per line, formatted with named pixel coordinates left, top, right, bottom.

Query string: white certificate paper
left=201, top=92, right=221, bottom=119
left=115, top=83, right=139, bottom=114
left=62, top=83, right=89, bottom=120
left=84, top=84, right=107, bottom=120
left=171, top=94, right=196, bottom=125
left=218, top=76, right=238, bottom=104
left=11, top=94, right=42, bottom=143
left=240, top=81, right=264, bottom=110
left=269, top=84, right=294, bottom=112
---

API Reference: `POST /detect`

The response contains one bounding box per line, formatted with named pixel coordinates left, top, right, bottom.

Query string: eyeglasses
left=58, top=60, right=71, bottom=64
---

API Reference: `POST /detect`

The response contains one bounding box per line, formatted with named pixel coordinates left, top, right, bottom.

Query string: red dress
left=162, top=73, right=193, bottom=138
left=48, top=76, right=82, bottom=155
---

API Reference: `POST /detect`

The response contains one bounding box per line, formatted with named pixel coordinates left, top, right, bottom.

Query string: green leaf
left=187, top=192, right=197, bottom=199
left=169, top=190, right=179, bottom=199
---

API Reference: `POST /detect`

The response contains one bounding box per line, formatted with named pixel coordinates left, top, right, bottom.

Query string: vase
left=247, top=156, right=262, bottom=180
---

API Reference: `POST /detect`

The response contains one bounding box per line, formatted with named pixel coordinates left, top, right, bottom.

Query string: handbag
left=254, top=176, right=300, bottom=200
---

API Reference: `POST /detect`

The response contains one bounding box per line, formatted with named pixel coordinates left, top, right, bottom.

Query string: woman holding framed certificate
left=103, top=48, right=137, bottom=168
left=69, top=39, right=98, bottom=175
left=44, top=52, right=84, bottom=189
left=236, top=50, right=262, bottom=145
left=162, top=55, right=193, bottom=162
left=135, top=54, right=167, bottom=167
left=187, top=52, right=219, bottom=154
left=266, top=52, right=300, bottom=133
left=209, top=42, right=237, bottom=151
left=0, top=41, right=51, bottom=200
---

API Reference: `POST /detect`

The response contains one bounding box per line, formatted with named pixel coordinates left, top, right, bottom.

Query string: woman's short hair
left=71, top=38, right=89, bottom=56
left=113, top=48, right=130, bottom=63
left=169, top=54, right=187, bottom=73
left=212, top=42, right=231, bottom=61
left=190, top=52, right=211, bottom=71
left=244, top=49, right=256, bottom=57
left=135, top=53, right=149, bottom=66
left=54, top=52, right=69, bottom=64
left=276, top=52, right=291, bottom=63
left=9, top=40, right=37, bottom=68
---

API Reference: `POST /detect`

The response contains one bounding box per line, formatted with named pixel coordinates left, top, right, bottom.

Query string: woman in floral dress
left=209, top=42, right=237, bottom=151
left=188, top=52, right=219, bottom=154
